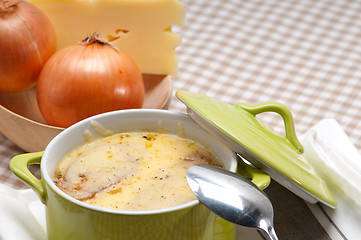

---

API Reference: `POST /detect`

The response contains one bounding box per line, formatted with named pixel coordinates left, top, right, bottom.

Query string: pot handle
left=236, top=102, right=304, bottom=154
left=237, top=156, right=270, bottom=190
left=10, top=151, right=47, bottom=204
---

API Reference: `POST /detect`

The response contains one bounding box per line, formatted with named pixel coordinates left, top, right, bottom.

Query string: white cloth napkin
left=301, top=119, right=361, bottom=240
left=0, top=184, right=46, bottom=240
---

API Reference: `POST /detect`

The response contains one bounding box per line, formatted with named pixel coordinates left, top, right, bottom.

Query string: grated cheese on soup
left=54, top=132, right=221, bottom=211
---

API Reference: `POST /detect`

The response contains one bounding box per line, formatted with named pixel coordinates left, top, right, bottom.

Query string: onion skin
left=37, top=38, right=145, bottom=128
left=0, top=0, right=57, bottom=92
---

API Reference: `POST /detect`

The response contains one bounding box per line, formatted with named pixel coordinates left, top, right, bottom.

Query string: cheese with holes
left=27, top=0, right=185, bottom=75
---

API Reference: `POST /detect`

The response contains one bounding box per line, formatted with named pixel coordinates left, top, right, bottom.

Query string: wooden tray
left=0, top=74, right=172, bottom=152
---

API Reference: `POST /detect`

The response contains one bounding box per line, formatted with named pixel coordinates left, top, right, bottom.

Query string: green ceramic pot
left=10, top=109, right=270, bottom=240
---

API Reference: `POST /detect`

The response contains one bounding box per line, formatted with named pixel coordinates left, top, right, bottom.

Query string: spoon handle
left=263, top=226, right=279, bottom=240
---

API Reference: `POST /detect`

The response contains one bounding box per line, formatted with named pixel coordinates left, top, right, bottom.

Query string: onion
left=0, top=0, right=56, bottom=92
left=37, top=34, right=145, bottom=128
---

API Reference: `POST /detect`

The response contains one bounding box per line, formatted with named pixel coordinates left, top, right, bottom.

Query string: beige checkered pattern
left=170, top=0, right=361, bottom=153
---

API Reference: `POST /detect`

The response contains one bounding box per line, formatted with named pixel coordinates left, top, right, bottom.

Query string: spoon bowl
left=186, top=164, right=278, bottom=240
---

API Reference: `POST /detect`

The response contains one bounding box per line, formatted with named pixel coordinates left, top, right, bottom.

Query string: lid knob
left=235, top=102, right=304, bottom=154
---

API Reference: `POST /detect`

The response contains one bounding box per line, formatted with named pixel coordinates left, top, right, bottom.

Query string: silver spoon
left=186, top=164, right=278, bottom=240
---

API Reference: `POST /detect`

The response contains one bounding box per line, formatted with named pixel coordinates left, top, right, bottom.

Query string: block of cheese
left=27, top=0, right=185, bottom=75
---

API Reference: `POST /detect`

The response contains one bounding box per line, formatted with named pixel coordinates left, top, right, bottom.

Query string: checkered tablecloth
left=170, top=0, right=361, bottom=150
left=1, top=0, right=361, bottom=239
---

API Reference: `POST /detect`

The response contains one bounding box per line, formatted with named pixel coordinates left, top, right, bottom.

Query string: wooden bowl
left=0, top=74, right=172, bottom=152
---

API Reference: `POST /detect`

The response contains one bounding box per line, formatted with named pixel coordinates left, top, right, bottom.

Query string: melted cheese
left=54, top=132, right=221, bottom=211
left=28, top=0, right=185, bottom=75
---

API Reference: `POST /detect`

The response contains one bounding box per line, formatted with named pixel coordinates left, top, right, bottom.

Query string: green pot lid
left=176, top=91, right=336, bottom=208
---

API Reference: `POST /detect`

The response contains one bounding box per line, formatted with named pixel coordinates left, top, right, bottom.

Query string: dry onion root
left=0, top=0, right=56, bottom=92
left=37, top=33, right=145, bottom=128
